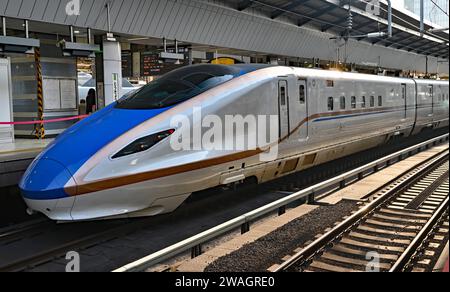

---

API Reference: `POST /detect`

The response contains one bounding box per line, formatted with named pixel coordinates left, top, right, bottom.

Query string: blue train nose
left=20, top=158, right=75, bottom=200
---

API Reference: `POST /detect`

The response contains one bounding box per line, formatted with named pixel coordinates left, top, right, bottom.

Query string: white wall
left=0, top=58, right=14, bottom=143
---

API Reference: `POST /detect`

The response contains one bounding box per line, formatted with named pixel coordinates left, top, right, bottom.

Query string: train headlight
left=112, top=129, right=175, bottom=159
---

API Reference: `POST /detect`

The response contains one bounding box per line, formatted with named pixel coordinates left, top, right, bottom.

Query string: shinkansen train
left=20, top=64, right=449, bottom=221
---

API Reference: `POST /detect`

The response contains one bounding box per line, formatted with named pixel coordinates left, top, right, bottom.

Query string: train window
left=361, top=96, right=366, bottom=108
left=378, top=96, right=383, bottom=107
left=115, top=64, right=265, bottom=109
left=280, top=86, right=286, bottom=106
left=370, top=96, right=375, bottom=107
left=340, top=96, right=346, bottom=110
left=326, top=80, right=334, bottom=87
left=299, top=85, right=306, bottom=104
left=328, top=97, right=334, bottom=111
left=428, top=85, right=433, bottom=98
left=351, top=96, right=356, bottom=109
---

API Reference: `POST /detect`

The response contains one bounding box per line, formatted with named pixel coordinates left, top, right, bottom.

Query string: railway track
left=0, top=132, right=447, bottom=272
left=115, top=134, right=449, bottom=273
left=0, top=218, right=51, bottom=245
left=0, top=218, right=140, bottom=272
left=275, top=150, right=449, bottom=272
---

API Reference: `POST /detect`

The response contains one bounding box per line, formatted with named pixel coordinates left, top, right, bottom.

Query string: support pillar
left=96, top=40, right=122, bottom=109
left=103, top=41, right=122, bottom=106
left=34, top=47, right=45, bottom=139
left=0, top=58, right=14, bottom=143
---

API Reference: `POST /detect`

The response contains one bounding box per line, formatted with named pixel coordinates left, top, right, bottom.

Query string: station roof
left=0, top=0, right=447, bottom=73
left=230, top=0, right=449, bottom=59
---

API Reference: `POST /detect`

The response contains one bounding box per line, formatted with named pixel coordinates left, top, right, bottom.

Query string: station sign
left=112, top=73, right=120, bottom=101
left=140, top=51, right=188, bottom=77
left=121, top=51, right=132, bottom=78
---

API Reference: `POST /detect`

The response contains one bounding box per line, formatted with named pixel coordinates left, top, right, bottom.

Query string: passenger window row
left=327, top=95, right=383, bottom=111
left=437, top=93, right=450, bottom=102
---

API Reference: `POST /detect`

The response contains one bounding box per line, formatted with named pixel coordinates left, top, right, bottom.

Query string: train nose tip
left=19, top=158, right=75, bottom=200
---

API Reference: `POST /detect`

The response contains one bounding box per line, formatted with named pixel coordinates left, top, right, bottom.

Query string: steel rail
left=390, top=197, right=449, bottom=272
left=274, top=150, right=449, bottom=272
left=113, top=134, right=448, bottom=272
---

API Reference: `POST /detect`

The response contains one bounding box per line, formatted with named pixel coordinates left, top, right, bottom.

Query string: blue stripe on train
left=43, top=103, right=170, bottom=175
left=20, top=103, right=170, bottom=200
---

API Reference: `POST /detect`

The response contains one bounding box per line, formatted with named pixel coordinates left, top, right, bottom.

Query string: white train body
left=20, top=65, right=449, bottom=221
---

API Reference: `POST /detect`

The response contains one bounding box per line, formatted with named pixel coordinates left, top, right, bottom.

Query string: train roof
left=276, top=66, right=448, bottom=85
left=177, top=64, right=447, bottom=86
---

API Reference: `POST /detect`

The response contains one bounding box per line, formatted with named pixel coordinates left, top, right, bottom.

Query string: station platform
left=0, top=139, right=51, bottom=188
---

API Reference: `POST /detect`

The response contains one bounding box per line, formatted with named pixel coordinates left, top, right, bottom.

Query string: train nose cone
left=19, top=158, right=75, bottom=200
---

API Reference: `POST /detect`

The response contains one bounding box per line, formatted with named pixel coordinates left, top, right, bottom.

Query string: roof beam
left=426, top=45, right=448, bottom=54
left=412, top=41, right=441, bottom=52
left=321, top=14, right=349, bottom=31
left=329, top=0, right=444, bottom=44
left=321, top=22, right=338, bottom=32
left=322, top=15, right=373, bottom=34
left=434, top=50, right=449, bottom=58
left=271, top=0, right=311, bottom=19
left=238, top=0, right=253, bottom=11
left=387, top=35, right=416, bottom=48
left=408, top=43, right=444, bottom=56
left=371, top=38, right=385, bottom=45
left=352, top=20, right=373, bottom=31
left=298, top=5, right=338, bottom=27
left=390, top=32, right=413, bottom=43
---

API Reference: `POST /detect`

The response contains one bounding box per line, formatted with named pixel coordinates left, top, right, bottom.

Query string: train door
left=401, top=84, right=407, bottom=119
left=278, top=80, right=290, bottom=139
left=298, top=79, right=308, bottom=140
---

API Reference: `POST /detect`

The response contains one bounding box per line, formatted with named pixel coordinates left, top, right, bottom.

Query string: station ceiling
left=228, top=0, right=449, bottom=59
left=0, top=0, right=448, bottom=73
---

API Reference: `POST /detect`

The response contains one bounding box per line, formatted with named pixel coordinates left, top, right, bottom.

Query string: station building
left=0, top=0, right=448, bottom=147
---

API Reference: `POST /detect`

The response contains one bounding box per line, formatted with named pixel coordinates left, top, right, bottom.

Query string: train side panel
left=412, top=80, right=449, bottom=134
